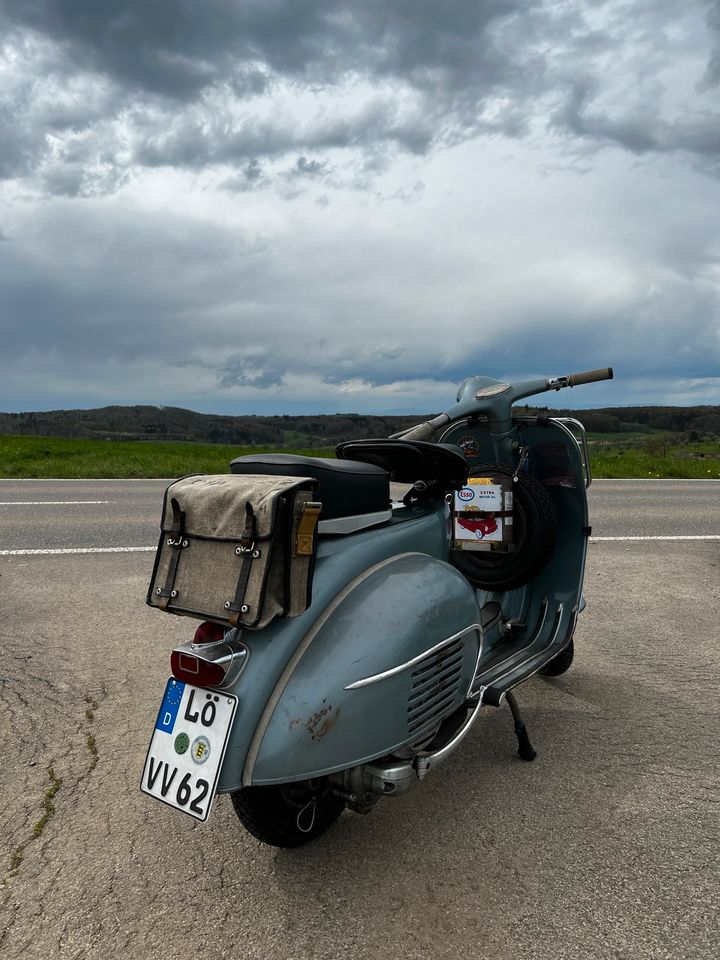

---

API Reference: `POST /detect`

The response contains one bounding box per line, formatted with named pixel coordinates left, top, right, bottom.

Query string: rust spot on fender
left=304, top=705, right=340, bottom=742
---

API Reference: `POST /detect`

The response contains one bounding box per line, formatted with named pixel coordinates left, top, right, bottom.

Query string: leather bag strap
left=226, top=502, right=258, bottom=626
left=157, top=498, right=186, bottom=609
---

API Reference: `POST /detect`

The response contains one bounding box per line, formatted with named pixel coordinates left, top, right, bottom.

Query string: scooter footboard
left=243, top=553, right=481, bottom=786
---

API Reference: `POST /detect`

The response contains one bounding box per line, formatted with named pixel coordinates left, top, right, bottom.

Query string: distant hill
left=0, top=406, right=433, bottom=447
left=519, top=404, right=720, bottom=438
left=0, top=403, right=718, bottom=447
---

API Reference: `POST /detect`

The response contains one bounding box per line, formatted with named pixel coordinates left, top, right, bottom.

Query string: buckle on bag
left=295, top=502, right=322, bottom=556
left=235, top=544, right=260, bottom=558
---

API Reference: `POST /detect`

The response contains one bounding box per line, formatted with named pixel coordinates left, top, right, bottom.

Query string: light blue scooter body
left=218, top=503, right=481, bottom=791
left=217, top=415, right=589, bottom=793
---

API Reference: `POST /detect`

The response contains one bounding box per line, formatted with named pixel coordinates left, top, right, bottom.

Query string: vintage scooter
left=141, top=366, right=613, bottom=846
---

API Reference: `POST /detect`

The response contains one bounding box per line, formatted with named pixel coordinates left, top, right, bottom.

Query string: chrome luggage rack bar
left=550, top=417, right=592, bottom=488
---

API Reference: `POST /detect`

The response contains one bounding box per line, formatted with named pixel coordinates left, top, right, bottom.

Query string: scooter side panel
left=216, top=505, right=453, bottom=793
left=247, top=553, right=481, bottom=785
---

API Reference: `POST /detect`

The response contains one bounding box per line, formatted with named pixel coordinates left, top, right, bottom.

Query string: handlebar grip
left=568, top=367, right=614, bottom=387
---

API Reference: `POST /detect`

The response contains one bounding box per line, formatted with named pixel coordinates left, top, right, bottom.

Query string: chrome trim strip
left=471, top=599, right=549, bottom=694
left=468, top=625, right=486, bottom=698
left=318, top=509, right=392, bottom=536
left=492, top=611, right=573, bottom=697
left=414, top=686, right=487, bottom=778
left=481, top=603, right=564, bottom=692
left=241, top=552, right=426, bottom=787
left=547, top=602, right=565, bottom=647
left=344, top=623, right=482, bottom=690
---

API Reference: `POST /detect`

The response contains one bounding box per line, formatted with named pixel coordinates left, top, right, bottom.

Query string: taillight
left=171, top=650, right=226, bottom=687
left=170, top=623, right=248, bottom=688
left=193, top=621, right=225, bottom=645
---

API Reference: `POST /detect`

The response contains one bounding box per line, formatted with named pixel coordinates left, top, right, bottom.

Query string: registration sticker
left=140, top=678, right=237, bottom=822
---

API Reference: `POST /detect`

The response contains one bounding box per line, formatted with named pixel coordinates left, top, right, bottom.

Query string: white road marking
left=2, top=537, right=719, bottom=557
left=0, top=547, right=156, bottom=556
left=0, top=500, right=114, bottom=506
left=591, top=535, right=720, bottom=541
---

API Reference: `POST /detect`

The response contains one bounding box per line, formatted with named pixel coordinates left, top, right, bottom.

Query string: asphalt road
left=1, top=479, right=718, bottom=960
left=1, top=478, right=720, bottom=550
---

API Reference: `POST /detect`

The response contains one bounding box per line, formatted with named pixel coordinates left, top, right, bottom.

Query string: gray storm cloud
left=0, top=1, right=719, bottom=412
left=2, top=1, right=719, bottom=196
left=1, top=0, right=537, bottom=195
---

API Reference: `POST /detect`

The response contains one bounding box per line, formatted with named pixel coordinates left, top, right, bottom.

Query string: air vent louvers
left=407, top=639, right=464, bottom=737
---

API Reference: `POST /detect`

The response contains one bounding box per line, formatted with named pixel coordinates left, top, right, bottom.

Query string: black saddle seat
left=229, top=454, right=389, bottom=521
left=336, top=439, right=468, bottom=489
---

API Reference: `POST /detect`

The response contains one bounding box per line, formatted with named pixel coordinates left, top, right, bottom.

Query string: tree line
left=0, top=403, right=718, bottom=447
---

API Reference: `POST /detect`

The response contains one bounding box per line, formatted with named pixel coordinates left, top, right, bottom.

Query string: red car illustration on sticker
left=457, top=514, right=498, bottom=539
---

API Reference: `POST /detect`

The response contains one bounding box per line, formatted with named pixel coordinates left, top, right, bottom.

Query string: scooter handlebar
left=390, top=421, right=436, bottom=441
left=389, top=367, right=614, bottom=439
left=567, top=367, right=614, bottom=387
left=390, top=415, right=449, bottom=441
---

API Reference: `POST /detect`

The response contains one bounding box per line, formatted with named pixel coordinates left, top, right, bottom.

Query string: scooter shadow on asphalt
left=251, top=681, right=596, bottom=951
left=266, top=677, right=591, bottom=840
left=260, top=659, right=686, bottom=955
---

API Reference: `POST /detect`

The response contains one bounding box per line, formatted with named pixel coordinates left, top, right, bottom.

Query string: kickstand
left=505, top=691, right=537, bottom=761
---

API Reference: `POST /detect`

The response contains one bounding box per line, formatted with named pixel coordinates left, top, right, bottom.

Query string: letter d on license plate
left=140, top=678, right=237, bottom=822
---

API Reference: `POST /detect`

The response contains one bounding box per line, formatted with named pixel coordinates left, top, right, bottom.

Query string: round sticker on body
left=191, top=735, right=211, bottom=765
left=458, top=436, right=480, bottom=458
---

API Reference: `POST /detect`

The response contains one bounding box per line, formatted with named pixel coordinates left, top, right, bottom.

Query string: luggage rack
left=549, top=418, right=592, bottom=488
left=512, top=415, right=591, bottom=488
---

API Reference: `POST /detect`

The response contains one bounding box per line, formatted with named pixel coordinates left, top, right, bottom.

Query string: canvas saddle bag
left=147, top=474, right=321, bottom=630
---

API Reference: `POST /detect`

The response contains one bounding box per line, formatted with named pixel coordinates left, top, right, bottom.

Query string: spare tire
left=450, top=462, right=557, bottom=591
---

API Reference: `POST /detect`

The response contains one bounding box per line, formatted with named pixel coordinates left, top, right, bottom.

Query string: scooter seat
left=336, top=439, right=468, bottom=489
left=229, top=453, right=389, bottom=521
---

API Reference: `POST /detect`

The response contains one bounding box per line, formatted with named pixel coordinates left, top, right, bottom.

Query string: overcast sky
left=1, top=1, right=719, bottom=415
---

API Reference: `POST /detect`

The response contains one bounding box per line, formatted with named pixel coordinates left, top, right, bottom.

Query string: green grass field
left=590, top=447, right=720, bottom=479
left=0, top=435, right=334, bottom=479
left=0, top=434, right=718, bottom=479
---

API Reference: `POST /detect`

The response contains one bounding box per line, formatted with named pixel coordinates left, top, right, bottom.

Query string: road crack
left=84, top=694, right=100, bottom=771
left=3, top=687, right=106, bottom=887
left=4, top=766, right=62, bottom=883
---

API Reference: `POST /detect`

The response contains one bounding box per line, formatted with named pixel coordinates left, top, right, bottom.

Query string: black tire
left=230, top=779, right=345, bottom=848
left=540, top=637, right=575, bottom=676
left=450, top=462, right=558, bottom=591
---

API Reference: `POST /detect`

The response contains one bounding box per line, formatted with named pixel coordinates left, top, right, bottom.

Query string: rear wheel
left=230, top=779, right=345, bottom=848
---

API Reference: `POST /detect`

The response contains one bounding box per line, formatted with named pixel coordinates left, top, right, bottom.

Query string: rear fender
left=245, top=553, right=481, bottom=785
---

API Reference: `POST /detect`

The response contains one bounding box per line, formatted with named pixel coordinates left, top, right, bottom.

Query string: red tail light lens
left=171, top=650, right=226, bottom=687
left=193, top=621, right=225, bottom=645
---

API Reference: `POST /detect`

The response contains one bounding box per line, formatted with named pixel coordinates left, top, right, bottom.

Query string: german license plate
left=140, top=678, right=237, bottom=822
